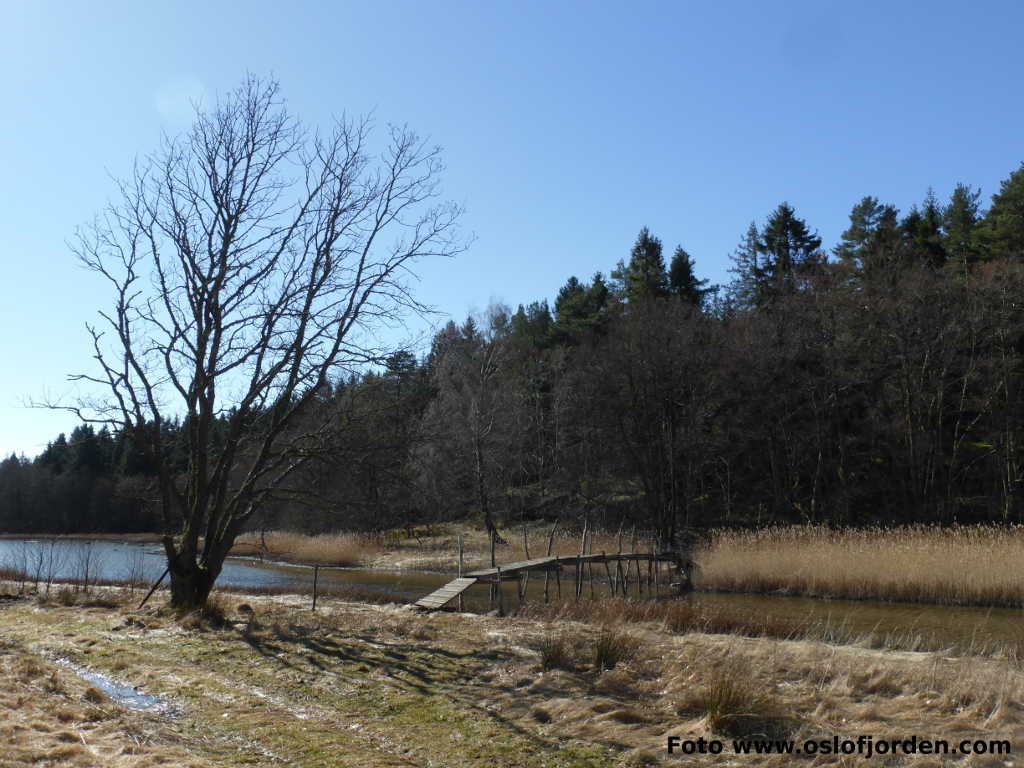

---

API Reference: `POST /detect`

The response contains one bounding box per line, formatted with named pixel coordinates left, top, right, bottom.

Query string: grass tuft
left=590, top=628, right=638, bottom=671
left=535, top=633, right=575, bottom=672
left=676, top=666, right=788, bottom=738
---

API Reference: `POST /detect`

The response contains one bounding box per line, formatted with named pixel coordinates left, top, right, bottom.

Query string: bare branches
left=55, top=76, right=464, bottom=607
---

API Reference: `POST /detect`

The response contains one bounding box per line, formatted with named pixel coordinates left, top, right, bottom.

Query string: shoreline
left=8, top=525, right=1024, bottom=611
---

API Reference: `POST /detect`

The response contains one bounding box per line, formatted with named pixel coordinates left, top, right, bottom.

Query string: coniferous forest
left=6, top=164, right=1024, bottom=542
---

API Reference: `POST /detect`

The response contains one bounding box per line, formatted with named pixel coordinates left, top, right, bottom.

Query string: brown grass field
left=0, top=585, right=1020, bottom=767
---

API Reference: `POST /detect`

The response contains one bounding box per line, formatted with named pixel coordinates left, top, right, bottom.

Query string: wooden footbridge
left=413, top=551, right=685, bottom=612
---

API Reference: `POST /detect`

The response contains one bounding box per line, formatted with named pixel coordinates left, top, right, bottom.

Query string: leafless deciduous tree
left=62, top=76, right=464, bottom=609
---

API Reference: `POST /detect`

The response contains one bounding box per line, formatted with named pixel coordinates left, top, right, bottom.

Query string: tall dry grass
left=231, top=530, right=383, bottom=566
left=521, top=596, right=1024, bottom=658
left=698, top=524, right=1024, bottom=607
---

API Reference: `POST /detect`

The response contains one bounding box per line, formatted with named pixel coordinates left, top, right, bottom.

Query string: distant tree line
left=6, top=162, right=1024, bottom=544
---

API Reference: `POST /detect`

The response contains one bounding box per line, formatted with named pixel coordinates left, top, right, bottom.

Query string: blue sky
left=2, top=0, right=1022, bottom=457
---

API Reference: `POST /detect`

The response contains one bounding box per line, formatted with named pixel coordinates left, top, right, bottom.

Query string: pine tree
left=913, top=188, right=947, bottom=268
left=613, top=227, right=669, bottom=303
left=668, top=246, right=710, bottom=306
left=727, top=221, right=764, bottom=309
left=835, top=196, right=900, bottom=278
left=979, top=163, right=1024, bottom=260
left=756, top=203, right=823, bottom=301
left=553, top=274, right=609, bottom=343
left=943, top=183, right=983, bottom=277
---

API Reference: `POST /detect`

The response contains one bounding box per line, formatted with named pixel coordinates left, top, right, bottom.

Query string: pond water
left=1, top=538, right=1022, bottom=654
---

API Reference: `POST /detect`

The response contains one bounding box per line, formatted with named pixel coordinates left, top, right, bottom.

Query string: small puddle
left=56, top=658, right=176, bottom=715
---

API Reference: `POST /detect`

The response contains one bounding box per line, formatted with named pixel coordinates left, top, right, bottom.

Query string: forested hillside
left=6, top=163, right=1024, bottom=543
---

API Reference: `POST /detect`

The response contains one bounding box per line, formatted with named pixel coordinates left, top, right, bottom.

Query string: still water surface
left=2, top=538, right=1022, bottom=653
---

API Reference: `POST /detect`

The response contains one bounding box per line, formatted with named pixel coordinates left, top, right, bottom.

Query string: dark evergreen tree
left=511, top=301, right=553, bottom=349
left=980, top=163, right=1024, bottom=260
left=835, top=196, right=901, bottom=278
left=757, top=202, right=823, bottom=299
left=944, top=183, right=983, bottom=277
left=903, top=189, right=946, bottom=268
left=612, top=227, right=669, bottom=303
left=727, top=222, right=764, bottom=309
left=668, top=246, right=710, bottom=306
left=553, top=273, right=610, bottom=343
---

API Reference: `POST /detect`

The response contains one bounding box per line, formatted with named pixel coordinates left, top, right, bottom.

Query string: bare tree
left=420, top=305, right=513, bottom=540
left=59, top=76, right=464, bottom=610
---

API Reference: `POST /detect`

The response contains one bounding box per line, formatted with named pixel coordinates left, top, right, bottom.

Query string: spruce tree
left=980, top=163, right=1024, bottom=260
left=943, top=183, right=983, bottom=276
left=757, top=202, right=823, bottom=300
left=668, top=246, right=710, bottom=306
left=553, top=274, right=608, bottom=343
left=912, top=188, right=947, bottom=268
left=835, top=196, right=900, bottom=278
left=613, top=227, right=669, bottom=303
left=727, top=221, right=764, bottom=309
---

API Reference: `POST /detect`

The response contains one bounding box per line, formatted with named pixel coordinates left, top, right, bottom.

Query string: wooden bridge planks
left=414, top=577, right=478, bottom=610
left=465, top=553, right=679, bottom=579
left=465, top=556, right=561, bottom=578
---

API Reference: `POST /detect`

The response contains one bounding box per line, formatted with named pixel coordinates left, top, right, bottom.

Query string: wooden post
left=458, top=533, right=465, bottom=612
left=615, top=524, right=624, bottom=596
left=555, top=556, right=561, bottom=599
left=542, top=523, right=557, bottom=603
left=587, top=531, right=595, bottom=599
left=312, top=565, right=320, bottom=612
left=496, top=566, right=504, bottom=616
left=490, top=530, right=497, bottom=607
left=603, top=554, right=613, bottom=595
left=522, top=525, right=530, bottom=560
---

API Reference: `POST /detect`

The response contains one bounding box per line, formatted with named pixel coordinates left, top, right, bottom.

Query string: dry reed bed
left=231, top=530, right=383, bottom=566
left=697, top=524, right=1024, bottom=607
